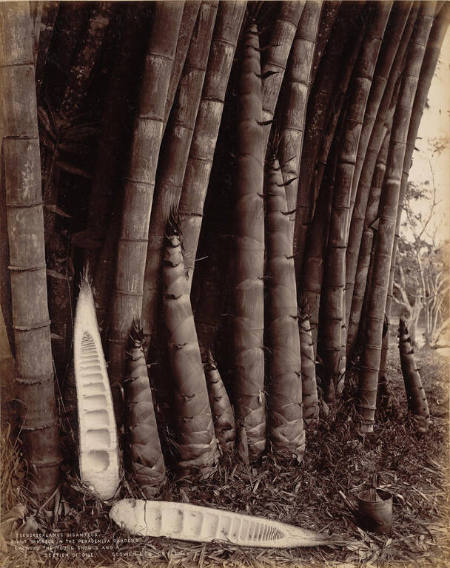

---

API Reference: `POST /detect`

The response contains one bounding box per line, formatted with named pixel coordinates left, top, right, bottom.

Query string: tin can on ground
left=357, top=489, right=393, bottom=534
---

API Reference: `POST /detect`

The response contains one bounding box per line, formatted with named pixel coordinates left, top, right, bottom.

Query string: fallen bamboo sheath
left=74, top=277, right=120, bottom=500
left=110, top=499, right=344, bottom=548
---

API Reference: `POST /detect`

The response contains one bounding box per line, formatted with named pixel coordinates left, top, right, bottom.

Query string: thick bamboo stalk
left=233, top=23, right=266, bottom=461
left=142, top=1, right=218, bottom=348
left=266, top=160, right=305, bottom=462
left=398, top=318, right=430, bottom=432
left=125, top=322, right=166, bottom=497
left=358, top=3, right=435, bottom=433
left=162, top=232, right=218, bottom=473
left=178, top=1, right=246, bottom=289
left=260, top=1, right=305, bottom=154
left=294, top=1, right=365, bottom=272
left=0, top=2, right=61, bottom=498
left=108, top=2, right=184, bottom=422
left=345, top=5, right=419, bottom=344
left=278, top=1, right=322, bottom=231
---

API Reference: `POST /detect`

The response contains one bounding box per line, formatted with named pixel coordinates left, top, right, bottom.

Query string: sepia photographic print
left=0, top=1, right=449, bottom=567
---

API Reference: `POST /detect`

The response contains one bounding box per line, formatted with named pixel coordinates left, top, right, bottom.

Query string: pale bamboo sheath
left=358, top=3, right=435, bottom=433
left=0, top=2, right=61, bottom=498
left=109, top=3, right=184, bottom=421
left=266, top=160, right=305, bottom=462
left=178, top=1, right=246, bottom=289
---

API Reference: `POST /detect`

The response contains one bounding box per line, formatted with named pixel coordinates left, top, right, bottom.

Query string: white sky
left=407, top=29, right=450, bottom=246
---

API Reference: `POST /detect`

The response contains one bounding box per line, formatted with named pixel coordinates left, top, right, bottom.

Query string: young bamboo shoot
left=124, top=322, right=166, bottom=496
left=398, top=318, right=430, bottom=432
left=162, top=231, right=218, bottom=474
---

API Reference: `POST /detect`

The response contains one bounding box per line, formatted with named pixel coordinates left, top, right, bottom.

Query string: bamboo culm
left=0, top=2, right=61, bottom=499
left=178, top=1, right=246, bottom=289
left=357, top=3, right=435, bottom=433
left=278, top=0, right=322, bottom=239
left=142, top=1, right=218, bottom=349
left=321, top=2, right=392, bottom=398
left=266, top=159, right=305, bottom=462
left=233, top=23, right=266, bottom=461
left=108, top=2, right=184, bottom=423
left=260, top=1, right=305, bottom=154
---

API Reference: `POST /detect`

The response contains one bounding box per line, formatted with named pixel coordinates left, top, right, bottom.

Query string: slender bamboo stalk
left=358, top=3, right=435, bottom=433
left=142, top=1, right=218, bottom=349
left=345, top=5, right=419, bottom=344
left=294, top=1, right=365, bottom=272
left=260, top=1, right=305, bottom=154
left=301, top=133, right=338, bottom=352
left=321, top=2, right=392, bottom=398
left=266, top=159, right=305, bottom=462
left=162, top=232, right=218, bottom=473
left=398, top=318, right=430, bottom=432
left=0, top=2, right=61, bottom=498
left=347, top=127, right=391, bottom=356
left=309, top=1, right=341, bottom=86
left=108, top=2, right=185, bottom=422
left=178, top=1, right=246, bottom=289
left=163, top=1, right=201, bottom=129
left=350, top=2, right=413, bottom=211
left=233, top=23, right=266, bottom=461
left=278, top=1, right=322, bottom=234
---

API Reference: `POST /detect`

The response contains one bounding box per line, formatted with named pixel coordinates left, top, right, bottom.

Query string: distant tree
left=394, top=177, right=449, bottom=347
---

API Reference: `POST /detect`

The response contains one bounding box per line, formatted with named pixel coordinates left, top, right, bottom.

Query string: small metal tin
left=357, top=489, right=393, bottom=534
